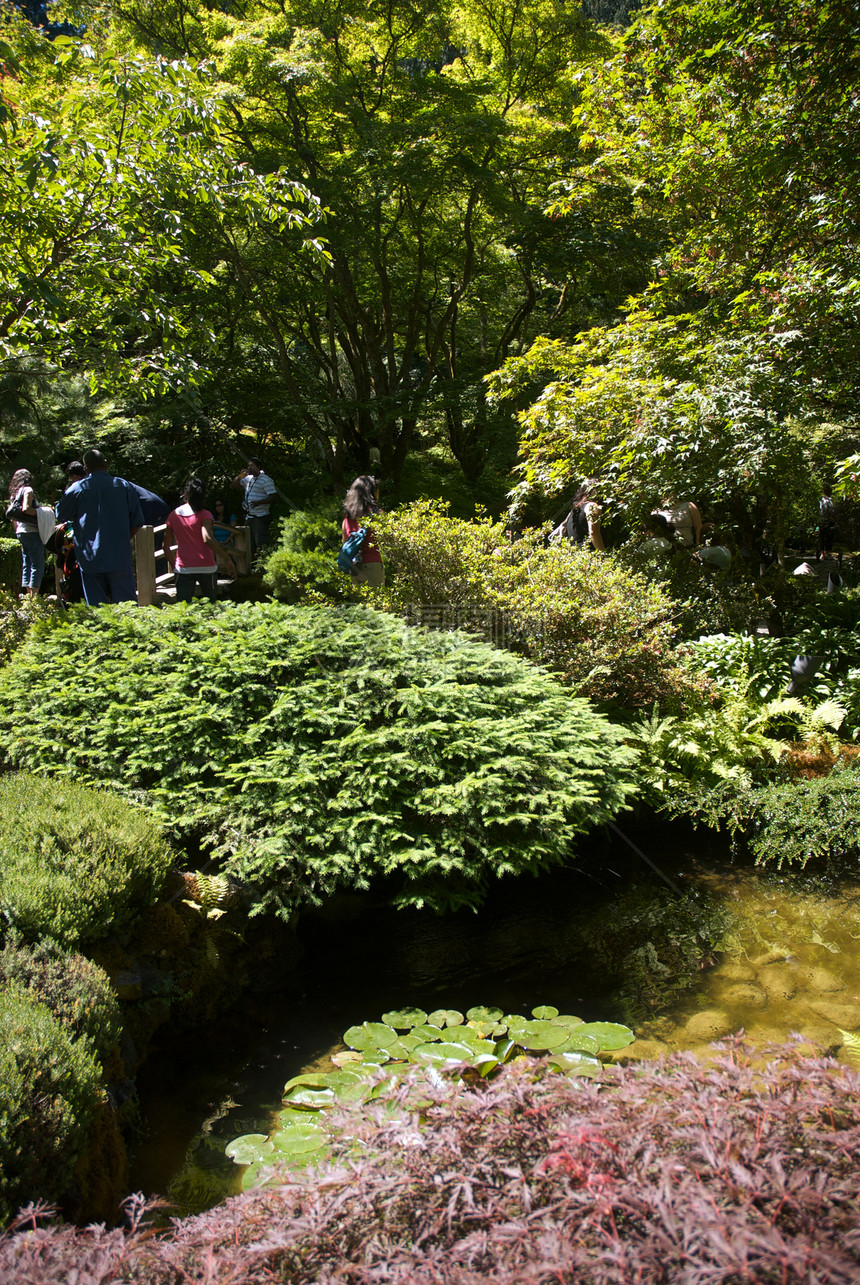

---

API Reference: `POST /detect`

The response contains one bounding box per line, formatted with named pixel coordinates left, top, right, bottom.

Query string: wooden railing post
left=134, top=525, right=157, bottom=606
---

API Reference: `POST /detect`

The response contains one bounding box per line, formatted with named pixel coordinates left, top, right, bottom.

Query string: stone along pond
left=127, top=822, right=860, bottom=1217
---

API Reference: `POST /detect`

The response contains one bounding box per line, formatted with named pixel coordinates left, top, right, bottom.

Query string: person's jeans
left=247, top=514, right=272, bottom=557
left=17, top=530, right=44, bottom=591
left=80, top=567, right=138, bottom=606
left=175, top=571, right=217, bottom=602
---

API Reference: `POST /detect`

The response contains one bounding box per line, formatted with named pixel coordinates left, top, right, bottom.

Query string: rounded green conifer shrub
left=0, top=939, right=121, bottom=1063
left=0, top=603, right=640, bottom=917
left=0, top=774, right=174, bottom=948
left=0, top=981, right=102, bottom=1226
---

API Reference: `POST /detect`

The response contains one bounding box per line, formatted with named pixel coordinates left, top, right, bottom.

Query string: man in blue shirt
left=56, top=449, right=145, bottom=605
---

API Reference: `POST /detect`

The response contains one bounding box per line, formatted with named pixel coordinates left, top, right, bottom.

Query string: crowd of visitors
left=4, top=449, right=278, bottom=606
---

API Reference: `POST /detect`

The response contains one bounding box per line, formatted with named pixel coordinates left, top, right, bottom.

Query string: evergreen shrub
left=263, top=504, right=358, bottom=604
left=0, top=539, right=20, bottom=593
left=0, top=939, right=121, bottom=1063
left=0, top=981, right=102, bottom=1226
left=0, top=603, right=640, bottom=916
left=372, top=500, right=693, bottom=709
left=0, top=774, right=174, bottom=948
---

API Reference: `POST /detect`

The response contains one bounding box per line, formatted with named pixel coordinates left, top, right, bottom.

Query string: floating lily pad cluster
left=226, top=1005, right=634, bottom=1185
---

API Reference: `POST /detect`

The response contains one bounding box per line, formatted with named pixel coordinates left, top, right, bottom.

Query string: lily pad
left=283, top=1086, right=335, bottom=1109
left=428, top=1009, right=464, bottom=1028
left=409, top=1040, right=476, bottom=1066
left=411, top=1024, right=444, bottom=1041
left=225, top=1134, right=273, bottom=1166
left=531, top=1005, right=559, bottom=1020
left=271, top=1127, right=330, bottom=1156
left=514, top=1021, right=571, bottom=1051
left=503, top=1014, right=527, bottom=1030
left=573, top=1022, right=635, bottom=1052
left=283, top=1072, right=331, bottom=1095
left=556, top=1032, right=600, bottom=1056
left=551, top=1014, right=584, bottom=1029
left=342, top=1024, right=378, bottom=1052
left=394, top=1032, right=423, bottom=1053
left=358, top=1048, right=390, bottom=1065
left=547, top=1051, right=602, bottom=1078
left=331, top=1049, right=364, bottom=1066
left=277, top=1107, right=324, bottom=1128
left=381, top=1007, right=428, bottom=1030
left=466, top=1005, right=504, bottom=1023
left=324, top=1068, right=367, bottom=1088
left=363, top=1021, right=400, bottom=1048
left=494, top=1037, right=517, bottom=1063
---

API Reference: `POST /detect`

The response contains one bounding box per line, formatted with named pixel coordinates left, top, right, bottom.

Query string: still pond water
left=128, top=823, right=860, bottom=1218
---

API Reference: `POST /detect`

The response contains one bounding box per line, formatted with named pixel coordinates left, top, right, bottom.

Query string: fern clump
left=0, top=774, right=174, bottom=948
left=0, top=603, right=640, bottom=917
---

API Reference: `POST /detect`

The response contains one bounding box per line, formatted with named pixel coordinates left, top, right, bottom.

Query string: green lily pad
left=277, top=1107, right=325, bottom=1128
left=531, top=1005, right=559, bottom=1020
left=283, top=1072, right=331, bottom=1095
left=557, top=1032, right=600, bottom=1056
left=411, top=1024, right=444, bottom=1041
left=409, top=1040, right=476, bottom=1065
left=547, top=1051, right=602, bottom=1078
left=271, top=1127, right=330, bottom=1155
left=503, top=1014, right=527, bottom=1030
left=342, top=1024, right=378, bottom=1051
left=381, top=1007, right=428, bottom=1029
left=324, top=1068, right=367, bottom=1088
left=358, top=1048, right=390, bottom=1065
left=241, top=1161, right=262, bottom=1190
left=552, top=1014, right=584, bottom=1029
left=283, top=1086, right=335, bottom=1109
left=574, top=1022, right=635, bottom=1052
left=331, top=1049, right=364, bottom=1066
left=494, top=1036, right=517, bottom=1063
left=466, top=1005, right=503, bottom=1023
left=364, top=1021, right=400, bottom=1048
left=514, top=1021, right=571, bottom=1051
left=427, top=1009, right=464, bottom=1028
left=225, top=1134, right=274, bottom=1165
left=394, top=1032, right=423, bottom=1053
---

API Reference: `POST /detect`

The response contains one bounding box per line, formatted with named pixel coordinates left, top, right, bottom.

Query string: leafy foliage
left=0, top=981, right=102, bottom=1226
left=371, top=500, right=694, bottom=709
left=3, top=1048, right=860, bottom=1281
left=262, top=504, right=359, bottom=605
left=0, top=603, right=640, bottom=917
left=229, top=1002, right=633, bottom=1177
left=0, top=773, right=174, bottom=948
left=0, top=589, right=61, bottom=667
left=683, top=761, right=860, bottom=872
left=0, top=938, right=121, bottom=1064
left=0, top=539, right=21, bottom=594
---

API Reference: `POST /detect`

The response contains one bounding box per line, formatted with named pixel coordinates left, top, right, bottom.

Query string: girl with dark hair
left=7, top=468, right=43, bottom=596
left=551, top=479, right=605, bottom=551
left=342, top=475, right=384, bottom=587
left=164, top=478, right=235, bottom=602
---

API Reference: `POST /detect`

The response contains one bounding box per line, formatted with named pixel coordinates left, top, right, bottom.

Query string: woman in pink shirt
left=165, top=478, right=234, bottom=602
left=342, top=475, right=384, bottom=588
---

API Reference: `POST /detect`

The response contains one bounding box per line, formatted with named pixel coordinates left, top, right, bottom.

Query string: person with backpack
left=550, top=479, right=605, bottom=551
left=340, top=475, right=385, bottom=587
left=6, top=468, right=43, bottom=597
left=817, top=488, right=837, bottom=560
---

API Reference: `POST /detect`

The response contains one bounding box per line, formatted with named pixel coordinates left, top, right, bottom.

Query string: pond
left=127, top=820, right=860, bottom=1218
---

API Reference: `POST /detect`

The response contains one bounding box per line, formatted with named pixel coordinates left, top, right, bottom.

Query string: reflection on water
left=127, top=828, right=860, bottom=1218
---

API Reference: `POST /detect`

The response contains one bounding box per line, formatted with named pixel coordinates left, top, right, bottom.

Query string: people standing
left=7, top=468, right=43, bottom=597
left=654, top=496, right=702, bottom=549
left=164, top=478, right=234, bottom=602
left=342, top=475, right=385, bottom=588
left=552, top=480, right=605, bottom=551
left=55, top=449, right=144, bottom=606
left=233, top=457, right=277, bottom=556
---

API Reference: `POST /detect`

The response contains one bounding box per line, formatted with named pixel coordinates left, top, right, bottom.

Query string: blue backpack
left=337, top=526, right=366, bottom=573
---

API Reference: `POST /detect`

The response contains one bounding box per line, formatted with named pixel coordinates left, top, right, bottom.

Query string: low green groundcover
left=0, top=603, right=640, bottom=916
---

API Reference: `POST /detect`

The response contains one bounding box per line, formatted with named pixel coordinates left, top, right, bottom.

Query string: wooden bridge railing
left=134, top=522, right=252, bottom=607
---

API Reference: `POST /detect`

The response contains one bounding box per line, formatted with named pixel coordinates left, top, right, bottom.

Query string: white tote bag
left=36, top=505, right=56, bottom=545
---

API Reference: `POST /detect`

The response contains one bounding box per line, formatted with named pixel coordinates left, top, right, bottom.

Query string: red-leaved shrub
left=2, top=1044, right=859, bottom=1283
